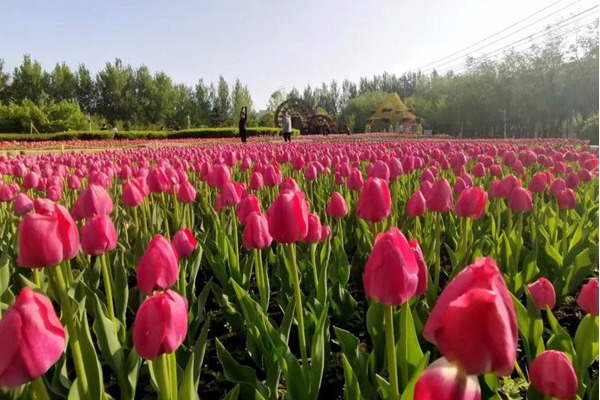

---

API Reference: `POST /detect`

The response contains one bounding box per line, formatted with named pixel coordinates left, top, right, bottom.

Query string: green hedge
left=0, top=127, right=300, bottom=142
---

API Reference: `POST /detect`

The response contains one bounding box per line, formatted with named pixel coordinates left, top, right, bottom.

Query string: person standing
left=282, top=111, right=292, bottom=142
left=239, top=106, right=248, bottom=143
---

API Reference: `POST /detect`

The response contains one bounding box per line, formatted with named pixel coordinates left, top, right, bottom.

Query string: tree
left=210, top=75, right=230, bottom=127
left=338, top=91, right=386, bottom=133
left=193, top=79, right=214, bottom=127
left=75, top=64, right=96, bottom=116
left=95, top=59, right=136, bottom=125
left=47, top=62, right=77, bottom=103
left=0, top=59, right=10, bottom=103
left=9, top=55, right=49, bottom=104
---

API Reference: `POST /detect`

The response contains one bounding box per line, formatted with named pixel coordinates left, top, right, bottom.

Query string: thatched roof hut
left=366, top=92, right=419, bottom=132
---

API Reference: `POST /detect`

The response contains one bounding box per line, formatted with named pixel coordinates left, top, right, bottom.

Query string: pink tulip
left=454, top=187, right=488, bottom=220
left=557, top=189, right=577, bottom=209
left=136, top=235, right=179, bottom=295
left=220, top=180, right=243, bottom=208
left=18, top=199, right=80, bottom=268
left=577, top=279, right=599, bottom=316
left=529, top=351, right=578, bottom=400
left=326, top=191, right=348, bottom=218
left=527, top=277, right=556, bottom=309
left=133, top=289, right=188, bottom=361
left=0, top=287, right=66, bottom=387
left=13, top=192, right=34, bottom=215
left=549, top=178, right=566, bottom=197
left=409, top=239, right=428, bottom=297
left=497, top=175, right=520, bottom=198
left=242, top=212, right=273, bottom=250
left=207, top=164, right=231, bottom=188
left=81, top=215, right=118, bottom=256
left=426, top=178, right=453, bottom=212
left=508, top=187, right=532, bottom=212
left=267, top=189, right=309, bottom=243
left=423, top=257, right=518, bottom=376
left=357, top=177, right=391, bottom=223
left=177, top=181, right=197, bottom=203
left=146, top=167, right=171, bottom=193
left=406, top=190, right=426, bottom=217
left=281, top=177, right=301, bottom=193
left=528, top=172, right=548, bottom=193
left=347, top=168, right=363, bottom=191
left=71, top=184, right=114, bottom=221
left=304, top=213, right=323, bottom=244
left=249, top=172, right=264, bottom=191
left=471, top=162, right=486, bottom=178
left=171, top=228, right=197, bottom=258
left=122, top=180, right=146, bottom=207
left=304, top=165, right=318, bottom=181
left=414, top=357, right=481, bottom=400
left=363, top=227, right=418, bottom=306
left=236, top=194, right=261, bottom=225
left=370, top=160, right=390, bottom=181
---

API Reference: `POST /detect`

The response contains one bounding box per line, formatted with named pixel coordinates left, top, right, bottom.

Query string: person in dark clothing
left=239, top=106, right=248, bottom=143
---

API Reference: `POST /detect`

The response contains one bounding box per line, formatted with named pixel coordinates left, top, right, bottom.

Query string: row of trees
left=0, top=20, right=597, bottom=138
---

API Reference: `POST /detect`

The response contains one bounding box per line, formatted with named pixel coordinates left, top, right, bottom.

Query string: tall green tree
left=9, top=55, right=49, bottom=104
left=95, top=59, right=136, bottom=125
left=210, top=75, right=230, bottom=127
left=47, top=62, right=77, bottom=102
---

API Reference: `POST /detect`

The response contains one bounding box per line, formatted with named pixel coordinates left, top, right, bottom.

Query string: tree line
left=0, top=20, right=597, bottom=139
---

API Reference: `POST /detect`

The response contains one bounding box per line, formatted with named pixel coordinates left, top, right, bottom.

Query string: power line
left=421, top=1, right=595, bottom=74
left=434, top=17, right=598, bottom=76
left=414, top=0, right=573, bottom=70
left=419, top=7, right=598, bottom=76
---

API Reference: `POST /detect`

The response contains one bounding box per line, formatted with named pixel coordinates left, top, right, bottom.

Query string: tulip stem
left=284, top=243, right=309, bottom=378
left=32, top=268, right=41, bottom=288
left=310, top=243, right=318, bottom=291
left=99, top=254, right=116, bottom=322
left=50, top=266, right=89, bottom=399
left=433, top=212, right=442, bottom=294
left=30, top=377, right=51, bottom=400
left=156, top=353, right=173, bottom=400
left=253, top=249, right=269, bottom=312
left=384, top=305, right=400, bottom=400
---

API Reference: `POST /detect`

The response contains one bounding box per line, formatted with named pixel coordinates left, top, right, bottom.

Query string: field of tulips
left=0, top=137, right=598, bottom=400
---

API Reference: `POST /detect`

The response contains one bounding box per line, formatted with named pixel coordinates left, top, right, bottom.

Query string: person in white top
left=282, top=111, right=292, bottom=142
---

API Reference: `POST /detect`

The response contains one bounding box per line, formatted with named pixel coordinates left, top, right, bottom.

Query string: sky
left=0, top=0, right=597, bottom=110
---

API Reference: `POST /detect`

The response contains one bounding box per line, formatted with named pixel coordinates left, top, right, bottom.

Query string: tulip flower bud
left=529, top=351, right=578, bottom=400
left=0, top=287, right=66, bottom=388
left=426, top=178, right=453, bottom=212
left=508, top=187, right=533, bottom=212
left=326, top=191, right=348, bottom=218
left=409, top=239, right=428, bottom=297
left=370, top=160, right=390, bottom=181
left=577, top=279, right=599, bottom=316
left=236, top=194, right=261, bottom=225
left=133, top=289, right=188, bottom=361
left=414, top=357, right=481, bottom=400
left=557, top=189, right=577, bottom=209
left=242, top=212, right=273, bottom=250
left=136, top=235, right=179, bottom=295
left=528, top=172, right=548, bottom=193
left=423, top=257, right=518, bottom=376
left=171, top=228, right=197, bottom=258
left=207, top=164, right=230, bottom=189
left=220, top=180, right=243, bottom=208
left=471, top=162, right=486, bottom=178
left=81, top=215, right=118, bottom=256
left=122, top=180, right=146, bottom=207
left=526, top=277, right=556, bottom=309
left=549, top=178, right=566, bottom=197
left=363, top=227, right=419, bottom=306
left=71, top=184, right=114, bottom=221
left=177, top=181, right=197, bottom=203
left=267, top=189, right=309, bottom=243
left=357, top=177, right=391, bottom=223
left=17, top=199, right=80, bottom=268
left=406, top=190, right=426, bottom=217
left=454, top=187, right=488, bottom=220
left=281, top=177, right=301, bottom=193
left=304, top=213, right=323, bottom=244
left=347, top=168, right=363, bottom=191
left=249, top=172, right=264, bottom=191
left=146, top=167, right=171, bottom=193
left=13, top=192, right=34, bottom=215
